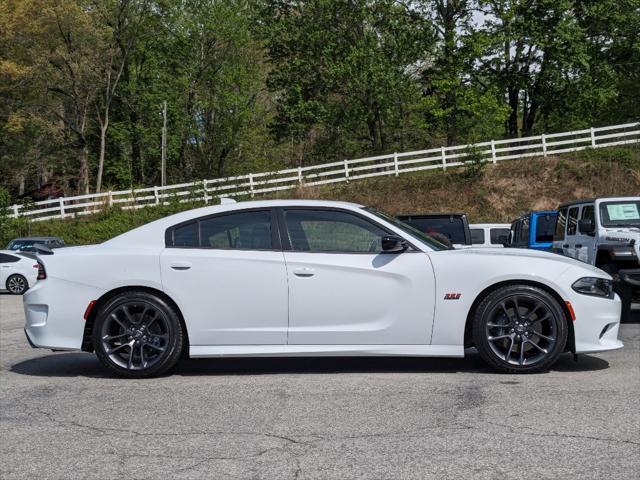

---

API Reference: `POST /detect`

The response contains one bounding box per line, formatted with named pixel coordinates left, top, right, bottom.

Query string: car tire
left=6, top=274, right=28, bottom=295
left=472, top=285, right=568, bottom=373
left=92, top=292, right=184, bottom=378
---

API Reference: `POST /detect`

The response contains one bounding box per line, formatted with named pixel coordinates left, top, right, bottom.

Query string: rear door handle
left=563, top=244, right=569, bottom=248
left=170, top=261, right=192, bottom=271
left=293, top=267, right=315, bottom=277
left=575, top=244, right=582, bottom=248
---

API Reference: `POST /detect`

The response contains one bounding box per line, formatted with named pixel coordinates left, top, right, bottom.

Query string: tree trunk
left=507, top=86, right=519, bottom=137
left=96, top=111, right=109, bottom=193
left=78, top=142, right=90, bottom=195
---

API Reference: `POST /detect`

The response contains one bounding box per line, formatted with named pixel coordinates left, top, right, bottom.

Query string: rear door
left=564, top=206, right=580, bottom=258
left=0, top=253, right=20, bottom=285
left=160, top=209, right=288, bottom=345
left=281, top=208, right=436, bottom=345
left=576, top=204, right=595, bottom=263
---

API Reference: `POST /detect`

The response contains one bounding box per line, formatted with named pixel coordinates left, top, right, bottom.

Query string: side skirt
left=189, top=344, right=464, bottom=358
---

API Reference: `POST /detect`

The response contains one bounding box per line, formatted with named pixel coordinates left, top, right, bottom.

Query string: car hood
left=442, top=246, right=606, bottom=275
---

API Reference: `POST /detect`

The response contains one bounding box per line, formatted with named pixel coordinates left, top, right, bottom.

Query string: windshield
left=599, top=200, right=640, bottom=227
left=363, top=208, right=452, bottom=251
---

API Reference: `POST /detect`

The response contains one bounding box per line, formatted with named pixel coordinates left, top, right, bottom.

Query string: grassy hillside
left=3, top=146, right=639, bottom=246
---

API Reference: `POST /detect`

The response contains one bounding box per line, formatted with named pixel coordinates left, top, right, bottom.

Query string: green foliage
left=1, top=0, right=639, bottom=204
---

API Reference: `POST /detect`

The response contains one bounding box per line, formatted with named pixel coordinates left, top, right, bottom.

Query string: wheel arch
left=81, top=285, right=189, bottom=354
left=463, top=280, right=575, bottom=353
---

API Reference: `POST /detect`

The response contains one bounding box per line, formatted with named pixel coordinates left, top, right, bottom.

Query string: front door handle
left=563, top=244, right=569, bottom=248
left=575, top=244, right=582, bottom=248
left=293, top=267, right=315, bottom=277
left=170, top=261, right=192, bottom=271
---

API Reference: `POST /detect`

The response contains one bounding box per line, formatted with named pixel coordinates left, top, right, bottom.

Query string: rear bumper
left=23, top=278, right=103, bottom=350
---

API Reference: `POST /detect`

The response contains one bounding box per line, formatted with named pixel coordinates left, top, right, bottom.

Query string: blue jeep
left=509, top=211, right=558, bottom=251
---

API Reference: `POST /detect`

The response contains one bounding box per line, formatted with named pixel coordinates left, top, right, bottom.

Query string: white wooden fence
left=9, top=122, right=640, bottom=222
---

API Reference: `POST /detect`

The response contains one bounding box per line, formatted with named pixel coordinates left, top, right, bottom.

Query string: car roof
left=102, top=199, right=365, bottom=247
left=469, top=224, right=510, bottom=228
left=9, top=237, right=62, bottom=242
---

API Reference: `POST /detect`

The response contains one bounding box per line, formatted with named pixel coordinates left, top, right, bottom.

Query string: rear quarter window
left=490, top=228, right=510, bottom=245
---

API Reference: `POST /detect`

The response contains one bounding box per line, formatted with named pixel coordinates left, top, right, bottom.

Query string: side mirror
left=578, top=219, right=595, bottom=236
left=381, top=235, right=407, bottom=253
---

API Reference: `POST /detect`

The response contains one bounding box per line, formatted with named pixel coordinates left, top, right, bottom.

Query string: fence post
left=202, top=180, right=209, bottom=204
left=298, top=166, right=303, bottom=184
left=249, top=173, right=255, bottom=197
left=344, top=159, right=350, bottom=182
left=59, top=198, right=66, bottom=219
left=541, top=134, right=547, bottom=157
left=154, top=186, right=160, bottom=205
left=490, top=140, right=497, bottom=164
left=107, top=191, right=113, bottom=208
left=12, top=204, right=18, bottom=217
left=590, top=127, right=596, bottom=148
left=441, top=146, right=447, bottom=171
left=393, top=152, right=399, bottom=176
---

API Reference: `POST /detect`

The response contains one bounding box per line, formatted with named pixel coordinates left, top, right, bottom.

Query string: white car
left=470, top=223, right=511, bottom=248
left=24, top=200, right=622, bottom=377
left=0, top=250, right=40, bottom=294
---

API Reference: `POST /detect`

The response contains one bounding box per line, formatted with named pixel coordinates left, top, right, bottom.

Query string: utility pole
left=161, top=101, right=167, bottom=186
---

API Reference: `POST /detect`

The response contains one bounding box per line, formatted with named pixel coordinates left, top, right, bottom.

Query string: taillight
left=37, top=260, right=46, bottom=280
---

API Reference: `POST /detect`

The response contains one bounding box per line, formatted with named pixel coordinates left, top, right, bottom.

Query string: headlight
left=572, top=277, right=614, bottom=299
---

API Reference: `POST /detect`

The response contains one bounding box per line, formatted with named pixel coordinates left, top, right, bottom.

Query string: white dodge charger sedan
left=24, top=200, right=623, bottom=377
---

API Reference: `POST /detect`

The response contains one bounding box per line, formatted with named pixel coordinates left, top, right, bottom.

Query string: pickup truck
left=396, top=213, right=471, bottom=248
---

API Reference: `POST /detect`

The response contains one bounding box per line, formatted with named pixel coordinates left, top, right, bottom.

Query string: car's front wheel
left=472, top=285, right=568, bottom=373
left=6, top=274, right=28, bottom=295
left=92, top=292, right=184, bottom=378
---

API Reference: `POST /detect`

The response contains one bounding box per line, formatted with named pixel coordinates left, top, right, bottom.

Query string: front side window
left=535, top=214, right=557, bottom=243
left=554, top=208, right=568, bottom=241
left=599, top=200, right=640, bottom=227
left=200, top=211, right=272, bottom=249
left=470, top=228, right=485, bottom=244
left=284, top=209, right=387, bottom=253
left=490, top=228, right=510, bottom=245
left=567, top=207, right=579, bottom=236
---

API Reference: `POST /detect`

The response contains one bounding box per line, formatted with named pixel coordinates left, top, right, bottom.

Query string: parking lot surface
left=1, top=293, right=639, bottom=479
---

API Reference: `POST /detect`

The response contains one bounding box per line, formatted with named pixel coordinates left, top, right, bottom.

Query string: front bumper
left=570, top=291, right=623, bottom=354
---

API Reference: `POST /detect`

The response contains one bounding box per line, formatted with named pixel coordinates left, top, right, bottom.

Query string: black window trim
left=276, top=206, right=419, bottom=254
left=165, top=207, right=282, bottom=251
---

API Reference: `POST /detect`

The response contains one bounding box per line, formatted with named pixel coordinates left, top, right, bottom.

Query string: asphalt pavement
left=1, top=293, right=639, bottom=479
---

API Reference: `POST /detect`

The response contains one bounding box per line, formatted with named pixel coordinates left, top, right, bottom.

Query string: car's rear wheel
left=6, top=274, right=28, bottom=295
left=472, top=285, right=568, bottom=373
left=92, top=292, right=184, bottom=378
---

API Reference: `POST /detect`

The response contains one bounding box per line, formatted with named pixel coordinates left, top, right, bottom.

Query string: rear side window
left=535, top=214, right=556, bottom=243
left=490, top=228, right=509, bottom=245
left=200, top=211, right=272, bottom=250
left=0, top=253, right=20, bottom=263
left=554, top=208, right=567, bottom=241
left=567, top=207, right=579, bottom=236
left=168, top=210, right=273, bottom=250
left=173, top=222, right=199, bottom=247
left=470, top=229, right=485, bottom=244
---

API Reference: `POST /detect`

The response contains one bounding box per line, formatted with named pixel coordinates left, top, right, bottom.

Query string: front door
left=280, top=208, right=436, bottom=345
left=160, top=209, right=288, bottom=345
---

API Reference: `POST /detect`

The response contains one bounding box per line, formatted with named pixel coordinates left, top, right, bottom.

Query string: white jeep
left=553, top=196, right=640, bottom=320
